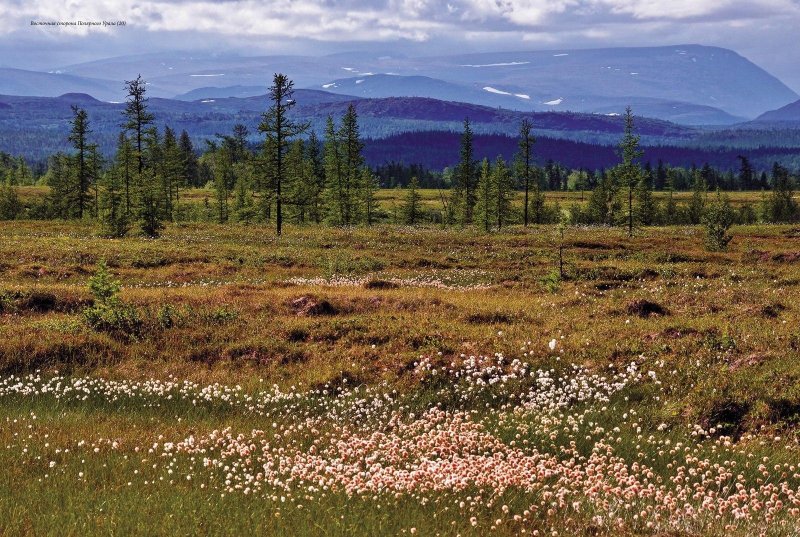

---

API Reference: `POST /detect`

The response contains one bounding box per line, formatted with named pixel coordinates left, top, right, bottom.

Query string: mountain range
left=3, top=89, right=800, bottom=172
left=1, top=45, right=798, bottom=125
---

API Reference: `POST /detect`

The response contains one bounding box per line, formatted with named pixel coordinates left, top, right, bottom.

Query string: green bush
left=82, top=260, right=142, bottom=338
left=702, top=190, right=735, bottom=252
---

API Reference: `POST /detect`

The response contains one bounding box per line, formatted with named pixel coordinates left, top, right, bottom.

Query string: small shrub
left=541, top=269, right=561, bottom=293
left=202, top=306, right=239, bottom=324
left=703, top=191, right=735, bottom=252
left=82, top=260, right=142, bottom=338
left=157, top=303, right=184, bottom=329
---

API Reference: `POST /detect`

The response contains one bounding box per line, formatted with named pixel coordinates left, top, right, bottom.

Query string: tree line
left=0, top=74, right=798, bottom=231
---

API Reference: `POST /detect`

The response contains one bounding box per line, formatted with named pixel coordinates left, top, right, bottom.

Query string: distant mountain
left=0, top=68, right=120, bottom=101
left=316, top=74, right=540, bottom=111
left=0, top=91, right=696, bottom=161
left=753, top=99, right=800, bottom=123
left=174, top=86, right=268, bottom=100
left=33, top=45, right=795, bottom=123
left=317, top=74, right=744, bottom=125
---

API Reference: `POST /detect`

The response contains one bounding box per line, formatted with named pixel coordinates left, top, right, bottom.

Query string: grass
left=1, top=220, right=800, bottom=535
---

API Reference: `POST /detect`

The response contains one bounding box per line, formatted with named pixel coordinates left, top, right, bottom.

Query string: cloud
left=2, top=0, right=800, bottom=90
left=6, top=0, right=796, bottom=39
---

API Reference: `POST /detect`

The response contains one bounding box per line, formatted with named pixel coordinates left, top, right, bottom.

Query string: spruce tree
left=687, top=171, right=707, bottom=225
left=516, top=119, right=535, bottom=227
left=493, top=156, right=514, bottom=229
left=361, top=167, right=379, bottom=226
left=178, top=130, right=199, bottom=188
left=122, top=75, right=154, bottom=177
left=258, top=73, right=309, bottom=235
left=115, top=134, right=135, bottom=217
left=616, top=107, right=644, bottom=236
left=634, top=173, right=657, bottom=226
left=340, top=104, right=365, bottom=225
left=161, top=126, right=182, bottom=217
left=45, top=153, right=72, bottom=219
left=322, top=116, right=346, bottom=225
left=138, top=127, right=164, bottom=237
left=99, top=153, right=129, bottom=238
left=68, top=105, right=92, bottom=218
left=401, top=176, right=422, bottom=225
left=474, top=158, right=494, bottom=232
left=452, top=118, right=477, bottom=225
left=766, top=163, right=796, bottom=222
left=0, top=180, right=21, bottom=220
left=528, top=169, right=547, bottom=225
left=305, top=131, right=325, bottom=224
left=737, top=156, right=754, bottom=191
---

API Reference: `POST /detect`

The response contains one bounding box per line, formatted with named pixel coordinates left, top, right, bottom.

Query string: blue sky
left=2, top=0, right=799, bottom=90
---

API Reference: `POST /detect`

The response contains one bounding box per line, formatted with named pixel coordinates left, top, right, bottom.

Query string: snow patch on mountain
left=483, top=86, right=511, bottom=95
left=462, top=61, right=530, bottom=67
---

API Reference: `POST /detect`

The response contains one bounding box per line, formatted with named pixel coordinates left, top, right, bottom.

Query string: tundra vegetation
left=0, top=74, right=799, bottom=536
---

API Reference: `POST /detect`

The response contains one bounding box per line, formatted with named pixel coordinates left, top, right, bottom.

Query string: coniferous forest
left=0, top=74, right=797, bottom=235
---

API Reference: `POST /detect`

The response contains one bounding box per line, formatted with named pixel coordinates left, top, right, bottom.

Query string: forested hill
left=1, top=90, right=799, bottom=171
left=364, top=131, right=800, bottom=172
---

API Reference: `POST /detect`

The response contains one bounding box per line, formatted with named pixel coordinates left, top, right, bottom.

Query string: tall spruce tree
left=0, top=180, right=21, bottom=220
left=115, top=133, right=135, bottom=216
left=517, top=119, right=535, bottom=227
left=258, top=73, right=309, bottom=235
left=474, top=158, right=494, bottom=232
left=452, top=118, right=477, bottom=225
left=46, top=153, right=73, bottom=219
left=122, top=75, right=154, bottom=177
left=361, top=167, right=379, bottom=226
left=617, top=107, right=644, bottom=237
left=161, top=126, right=182, bottom=217
left=178, top=130, right=199, bottom=188
left=340, top=104, right=365, bottom=225
left=306, top=131, right=326, bottom=224
left=767, top=163, right=797, bottom=222
left=493, top=156, right=514, bottom=229
left=401, top=176, right=422, bottom=225
left=68, top=105, right=92, bottom=219
left=100, top=135, right=132, bottom=237
left=322, top=116, right=346, bottom=225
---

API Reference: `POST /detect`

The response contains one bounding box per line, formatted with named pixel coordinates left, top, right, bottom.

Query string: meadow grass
left=1, top=220, right=800, bottom=535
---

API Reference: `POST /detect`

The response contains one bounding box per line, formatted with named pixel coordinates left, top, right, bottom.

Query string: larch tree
left=616, top=107, right=644, bottom=237
left=474, top=158, right=494, bottom=233
left=122, top=75, right=154, bottom=178
left=68, top=105, right=92, bottom=219
left=258, top=73, right=309, bottom=236
left=452, top=118, right=477, bottom=225
left=517, top=119, right=536, bottom=227
left=178, top=130, right=199, bottom=189
left=493, top=156, right=514, bottom=229
left=401, top=176, right=422, bottom=225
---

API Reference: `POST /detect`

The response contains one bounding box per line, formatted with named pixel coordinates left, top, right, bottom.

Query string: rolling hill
left=0, top=45, right=793, bottom=124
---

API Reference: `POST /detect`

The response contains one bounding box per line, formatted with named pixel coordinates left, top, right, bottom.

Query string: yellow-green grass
left=15, top=186, right=797, bottom=210
left=2, top=220, right=800, bottom=535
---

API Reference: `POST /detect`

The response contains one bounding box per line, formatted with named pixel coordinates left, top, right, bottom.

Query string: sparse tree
left=259, top=73, right=309, bottom=235
left=474, top=158, right=494, bottom=232
left=401, top=176, right=422, bottom=225
left=517, top=119, right=535, bottom=227
left=616, top=107, right=644, bottom=236
left=68, top=105, right=92, bottom=218
left=703, top=189, right=735, bottom=251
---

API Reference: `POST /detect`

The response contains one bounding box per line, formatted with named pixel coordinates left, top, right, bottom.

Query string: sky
left=1, top=0, right=799, bottom=91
